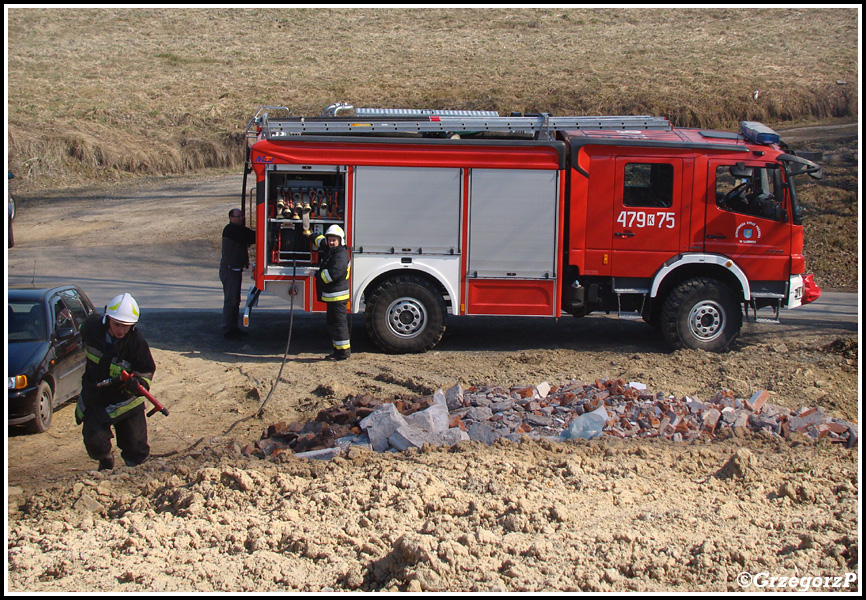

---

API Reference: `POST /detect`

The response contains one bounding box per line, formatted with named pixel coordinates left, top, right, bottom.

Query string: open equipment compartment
left=264, top=164, right=347, bottom=269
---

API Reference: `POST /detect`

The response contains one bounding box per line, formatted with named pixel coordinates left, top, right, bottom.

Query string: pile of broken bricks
left=244, top=379, right=858, bottom=460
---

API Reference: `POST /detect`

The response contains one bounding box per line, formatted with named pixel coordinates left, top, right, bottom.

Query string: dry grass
left=7, top=7, right=859, bottom=191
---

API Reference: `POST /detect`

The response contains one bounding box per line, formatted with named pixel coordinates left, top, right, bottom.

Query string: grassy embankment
left=8, top=8, right=857, bottom=190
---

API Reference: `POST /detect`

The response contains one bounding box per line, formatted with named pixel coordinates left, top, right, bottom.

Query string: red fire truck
left=240, top=104, right=823, bottom=353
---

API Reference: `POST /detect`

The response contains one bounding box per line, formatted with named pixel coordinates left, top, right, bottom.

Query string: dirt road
left=6, top=166, right=860, bottom=591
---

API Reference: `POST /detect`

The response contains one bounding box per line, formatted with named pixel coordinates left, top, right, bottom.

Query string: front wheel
left=26, top=382, right=54, bottom=434
left=364, top=275, right=446, bottom=353
left=660, top=278, right=742, bottom=352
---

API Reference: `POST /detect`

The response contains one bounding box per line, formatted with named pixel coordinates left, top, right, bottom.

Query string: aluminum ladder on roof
left=248, top=104, right=672, bottom=140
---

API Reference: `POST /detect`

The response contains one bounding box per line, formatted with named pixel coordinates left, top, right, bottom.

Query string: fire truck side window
left=715, top=165, right=787, bottom=222
left=622, top=163, right=673, bottom=208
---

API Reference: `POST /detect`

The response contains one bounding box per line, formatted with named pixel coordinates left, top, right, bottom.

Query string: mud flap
left=243, top=285, right=261, bottom=328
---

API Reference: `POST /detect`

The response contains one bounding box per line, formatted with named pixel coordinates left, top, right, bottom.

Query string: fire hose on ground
left=98, top=232, right=305, bottom=460
left=223, top=248, right=299, bottom=434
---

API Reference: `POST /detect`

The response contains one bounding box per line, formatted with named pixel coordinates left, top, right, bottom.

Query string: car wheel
left=26, top=382, right=54, bottom=433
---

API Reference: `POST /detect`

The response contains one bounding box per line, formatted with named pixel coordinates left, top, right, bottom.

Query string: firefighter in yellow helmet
left=75, top=293, right=156, bottom=470
left=314, top=225, right=351, bottom=360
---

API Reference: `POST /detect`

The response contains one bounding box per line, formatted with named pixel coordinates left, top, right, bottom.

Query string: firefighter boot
left=324, top=349, right=351, bottom=361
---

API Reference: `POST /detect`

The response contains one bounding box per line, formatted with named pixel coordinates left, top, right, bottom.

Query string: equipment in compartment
left=267, top=174, right=345, bottom=266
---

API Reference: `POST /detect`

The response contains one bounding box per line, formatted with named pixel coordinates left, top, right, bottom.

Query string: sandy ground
left=5, top=156, right=860, bottom=591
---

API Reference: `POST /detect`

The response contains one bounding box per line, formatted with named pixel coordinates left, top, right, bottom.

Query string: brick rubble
left=246, top=379, right=858, bottom=460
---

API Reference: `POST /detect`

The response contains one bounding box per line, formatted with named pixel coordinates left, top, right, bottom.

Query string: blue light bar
left=740, top=121, right=780, bottom=145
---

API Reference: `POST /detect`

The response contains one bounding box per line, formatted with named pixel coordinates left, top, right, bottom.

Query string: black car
left=8, top=284, right=97, bottom=432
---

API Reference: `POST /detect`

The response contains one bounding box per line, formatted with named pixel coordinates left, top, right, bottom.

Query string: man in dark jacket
left=220, top=208, right=256, bottom=339
left=314, top=225, right=351, bottom=360
left=75, top=293, right=156, bottom=470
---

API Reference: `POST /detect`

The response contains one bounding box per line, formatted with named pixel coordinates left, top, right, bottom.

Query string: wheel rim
left=385, top=297, right=428, bottom=339
left=688, top=300, right=725, bottom=342
left=37, top=388, right=52, bottom=426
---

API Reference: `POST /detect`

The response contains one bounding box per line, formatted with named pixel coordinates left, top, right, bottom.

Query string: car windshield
left=8, top=301, right=47, bottom=342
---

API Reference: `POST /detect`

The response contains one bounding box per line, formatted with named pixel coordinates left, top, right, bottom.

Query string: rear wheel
left=26, top=382, right=54, bottom=433
left=661, top=277, right=742, bottom=352
left=365, top=275, right=446, bottom=353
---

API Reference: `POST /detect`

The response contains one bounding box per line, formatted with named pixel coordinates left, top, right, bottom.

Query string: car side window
left=52, top=296, right=74, bottom=333
left=60, top=290, right=90, bottom=329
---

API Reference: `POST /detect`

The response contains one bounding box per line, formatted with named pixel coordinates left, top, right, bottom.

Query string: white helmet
left=104, top=293, right=140, bottom=325
left=324, top=224, right=345, bottom=245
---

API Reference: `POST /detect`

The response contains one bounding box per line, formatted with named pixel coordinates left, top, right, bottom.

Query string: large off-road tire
left=26, top=382, right=54, bottom=434
left=364, top=275, right=446, bottom=353
left=660, top=277, right=742, bottom=352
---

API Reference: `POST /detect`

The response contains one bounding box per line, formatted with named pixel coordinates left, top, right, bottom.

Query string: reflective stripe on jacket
left=76, top=314, right=155, bottom=425
left=315, top=236, right=350, bottom=303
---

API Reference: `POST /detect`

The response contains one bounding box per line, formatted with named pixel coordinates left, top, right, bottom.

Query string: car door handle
left=707, top=234, right=727, bottom=239
left=614, top=231, right=636, bottom=238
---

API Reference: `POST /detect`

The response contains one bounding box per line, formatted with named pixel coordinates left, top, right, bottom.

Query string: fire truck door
left=610, top=158, right=682, bottom=278
left=704, top=160, right=791, bottom=282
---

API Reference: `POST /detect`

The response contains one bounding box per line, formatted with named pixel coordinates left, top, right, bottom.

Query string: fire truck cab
left=241, top=105, right=822, bottom=354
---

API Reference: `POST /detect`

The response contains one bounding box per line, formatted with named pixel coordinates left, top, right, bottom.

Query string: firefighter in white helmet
left=313, top=224, right=351, bottom=360
left=75, top=293, right=156, bottom=470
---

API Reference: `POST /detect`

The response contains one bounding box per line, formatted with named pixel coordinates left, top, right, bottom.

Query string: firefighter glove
left=124, top=375, right=148, bottom=396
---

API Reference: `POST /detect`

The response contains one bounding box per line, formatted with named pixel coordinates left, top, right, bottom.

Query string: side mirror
left=779, top=153, right=824, bottom=180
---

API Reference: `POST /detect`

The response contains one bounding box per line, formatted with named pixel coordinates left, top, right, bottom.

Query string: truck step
left=615, top=286, right=647, bottom=321
left=748, top=297, right=782, bottom=325
left=754, top=316, right=781, bottom=324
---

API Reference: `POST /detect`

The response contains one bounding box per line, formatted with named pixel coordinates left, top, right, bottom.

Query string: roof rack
left=246, top=103, right=672, bottom=141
